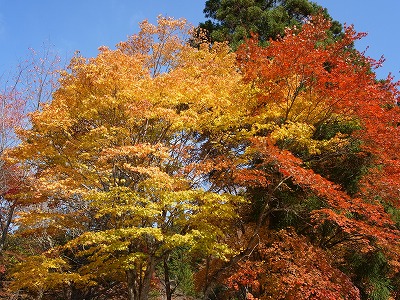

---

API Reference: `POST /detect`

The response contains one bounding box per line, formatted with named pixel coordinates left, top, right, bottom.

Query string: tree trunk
left=126, top=257, right=157, bottom=300
left=35, top=289, right=43, bottom=300
left=163, top=255, right=172, bottom=300
left=126, top=269, right=139, bottom=300
left=139, top=257, right=157, bottom=300
left=0, top=204, right=15, bottom=251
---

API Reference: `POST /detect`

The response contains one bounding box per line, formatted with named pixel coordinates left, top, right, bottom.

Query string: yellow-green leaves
left=269, top=121, right=349, bottom=155
left=11, top=254, right=94, bottom=294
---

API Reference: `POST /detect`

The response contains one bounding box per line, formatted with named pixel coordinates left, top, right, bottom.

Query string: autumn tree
left=0, top=45, right=60, bottom=253
left=194, top=15, right=400, bottom=299
left=8, top=16, right=249, bottom=300
left=6, top=13, right=400, bottom=300
left=0, top=84, right=24, bottom=252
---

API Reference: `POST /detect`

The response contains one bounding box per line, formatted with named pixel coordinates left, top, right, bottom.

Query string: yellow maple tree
left=8, top=16, right=247, bottom=300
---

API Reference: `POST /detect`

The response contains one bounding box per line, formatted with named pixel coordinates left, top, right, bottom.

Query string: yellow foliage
left=9, top=16, right=247, bottom=292
left=11, top=254, right=94, bottom=293
left=7, top=15, right=356, bottom=296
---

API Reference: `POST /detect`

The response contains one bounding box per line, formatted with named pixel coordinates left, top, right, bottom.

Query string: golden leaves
left=117, top=15, right=192, bottom=77
left=9, top=14, right=396, bottom=300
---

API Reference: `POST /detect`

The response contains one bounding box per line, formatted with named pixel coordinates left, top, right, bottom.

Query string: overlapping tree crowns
left=223, top=13, right=400, bottom=299
left=6, top=12, right=400, bottom=300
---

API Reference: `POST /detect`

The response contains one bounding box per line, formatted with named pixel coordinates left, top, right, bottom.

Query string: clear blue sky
left=0, top=1, right=399, bottom=80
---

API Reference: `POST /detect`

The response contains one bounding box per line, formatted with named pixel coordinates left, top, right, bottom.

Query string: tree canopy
left=2, top=7, right=400, bottom=300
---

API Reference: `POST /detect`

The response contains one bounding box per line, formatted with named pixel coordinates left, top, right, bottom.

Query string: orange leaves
left=237, top=15, right=377, bottom=127
left=230, top=14, right=400, bottom=261
left=7, top=16, right=253, bottom=298
left=236, top=14, right=400, bottom=212
left=234, top=169, right=270, bottom=188
left=99, top=144, right=170, bottom=163
left=117, top=15, right=192, bottom=77
left=6, top=12, right=400, bottom=299
left=225, top=229, right=361, bottom=300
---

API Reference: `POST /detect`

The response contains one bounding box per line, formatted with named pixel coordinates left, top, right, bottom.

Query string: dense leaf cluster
left=1, top=2, right=400, bottom=300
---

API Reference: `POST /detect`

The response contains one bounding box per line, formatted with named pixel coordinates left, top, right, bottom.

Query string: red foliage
left=224, top=15, right=400, bottom=297
left=237, top=15, right=400, bottom=209
left=225, top=229, right=360, bottom=300
left=234, top=13, right=400, bottom=251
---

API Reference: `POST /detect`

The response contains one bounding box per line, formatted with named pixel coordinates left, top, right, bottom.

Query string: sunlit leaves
left=6, top=12, right=400, bottom=300
left=8, top=16, right=247, bottom=298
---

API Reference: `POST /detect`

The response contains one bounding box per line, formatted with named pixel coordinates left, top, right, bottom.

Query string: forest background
left=1, top=1, right=400, bottom=300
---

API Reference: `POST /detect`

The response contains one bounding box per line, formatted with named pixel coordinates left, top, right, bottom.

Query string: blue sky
left=0, top=1, right=399, bottom=80
left=317, top=0, right=400, bottom=80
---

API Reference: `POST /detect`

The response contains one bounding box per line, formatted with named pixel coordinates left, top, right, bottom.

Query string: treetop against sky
left=0, top=1, right=399, bottom=79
